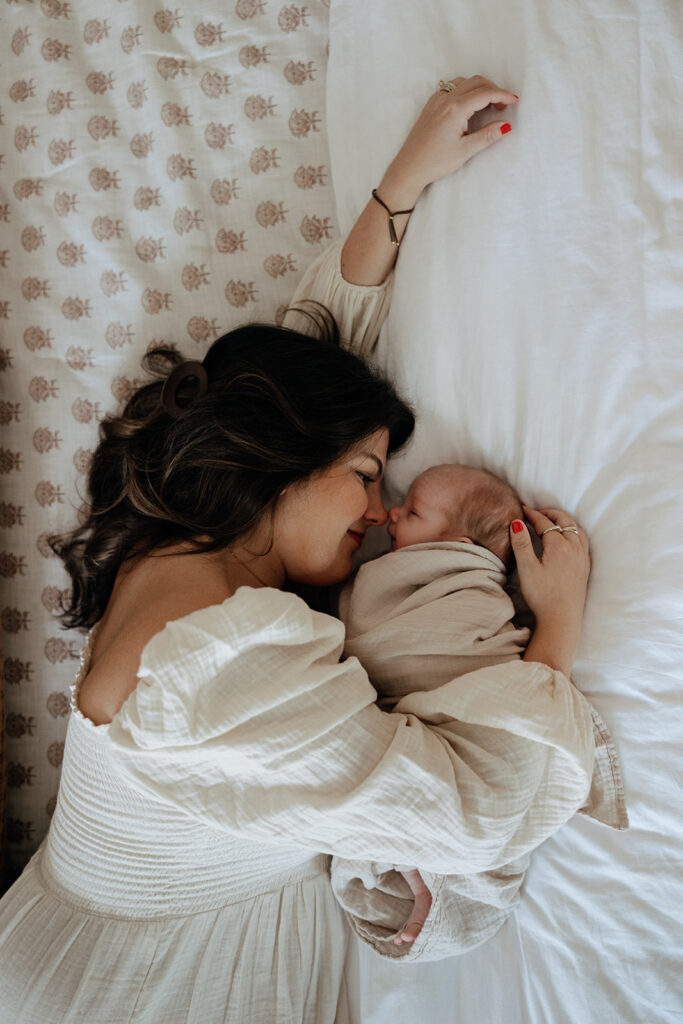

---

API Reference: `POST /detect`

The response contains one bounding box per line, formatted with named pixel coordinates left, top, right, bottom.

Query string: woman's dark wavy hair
left=51, top=304, right=415, bottom=629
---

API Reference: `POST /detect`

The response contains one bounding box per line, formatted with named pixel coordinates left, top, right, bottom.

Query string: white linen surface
left=328, top=2, right=683, bottom=1023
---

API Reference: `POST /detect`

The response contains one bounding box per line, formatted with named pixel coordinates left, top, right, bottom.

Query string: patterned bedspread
left=0, top=0, right=337, bottom=878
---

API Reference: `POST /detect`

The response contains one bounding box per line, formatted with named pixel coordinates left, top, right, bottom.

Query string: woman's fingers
left=535, top=506, right=578, bottom=525
left=444, top=75, right=518, bottom=109
left=530, top=505, right=585, bottom=536
left=509, top=516, right=539, bottom=569
left=451, top=74, right=497, bottom=93
left=537, top=508, right=590, bottom=555
left=392, top=73, right=518, bottom=188
left=523, top=504, right=575, bottom=529
left=521, top=504, right=557, bottom=536
left=462, top=85, right=518, bottom=118
left=522, top=504, right=590, bottom=555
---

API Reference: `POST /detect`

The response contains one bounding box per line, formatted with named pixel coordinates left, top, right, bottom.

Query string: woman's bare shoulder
left=78, top=551, right=234, bottom=726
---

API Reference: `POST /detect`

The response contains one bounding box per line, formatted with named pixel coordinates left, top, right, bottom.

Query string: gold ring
left=438, top=79, right=455, bottom=92
left=541, top=526, right=563, bottom=536
left=561, top=527, right=580, bottom=535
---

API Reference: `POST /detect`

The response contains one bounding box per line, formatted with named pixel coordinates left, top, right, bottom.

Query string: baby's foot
left=394, top=920, right=423, bottom=945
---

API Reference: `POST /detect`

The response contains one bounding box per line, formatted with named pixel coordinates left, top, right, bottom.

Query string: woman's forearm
left=340, top=164, right=425, bottom=286
left=523, top=614, right=583, bottom=679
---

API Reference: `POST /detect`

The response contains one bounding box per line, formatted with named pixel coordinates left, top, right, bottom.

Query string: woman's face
left=274, top=428, right=390, bottom=586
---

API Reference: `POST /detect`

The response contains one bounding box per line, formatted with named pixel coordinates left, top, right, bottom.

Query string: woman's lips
left=348, top=530, right=364, bottom=547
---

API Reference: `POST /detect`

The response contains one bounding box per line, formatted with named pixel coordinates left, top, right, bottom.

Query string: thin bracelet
left=371, top=188, right=415, bottom=248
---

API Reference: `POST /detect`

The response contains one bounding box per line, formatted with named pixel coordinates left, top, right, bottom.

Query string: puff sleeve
left=107, top=587, right=595, bottom=878
left=282, top=238, right=394, bottom=359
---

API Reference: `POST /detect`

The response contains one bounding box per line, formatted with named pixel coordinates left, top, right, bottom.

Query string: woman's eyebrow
left=361, top=453, right=384, bottom=476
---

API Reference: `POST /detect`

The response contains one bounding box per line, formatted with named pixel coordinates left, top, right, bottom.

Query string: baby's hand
left=394, top=868, right=433, bottom=945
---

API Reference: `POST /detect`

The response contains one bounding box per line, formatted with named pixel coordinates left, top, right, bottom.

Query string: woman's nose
left=364, top=487, right=388, bottom=526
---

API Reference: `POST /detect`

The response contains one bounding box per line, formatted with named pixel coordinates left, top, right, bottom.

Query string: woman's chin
left=289, top=559, right=353, bottom=590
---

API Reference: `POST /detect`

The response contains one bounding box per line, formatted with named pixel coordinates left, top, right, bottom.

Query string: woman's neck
left=217, top=531, right=286, bottom=591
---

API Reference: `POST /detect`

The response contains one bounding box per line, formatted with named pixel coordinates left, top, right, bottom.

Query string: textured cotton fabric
left=283, top=238, right=394, bottom=356
left=330, top=542, right=628, bottom=962
left=0, top=586, right=596, bottom=1018
left=340, top=541, right=531, bottom=704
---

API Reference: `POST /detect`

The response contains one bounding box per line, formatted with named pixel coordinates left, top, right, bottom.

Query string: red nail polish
left=511, top=520, right=524, bottom=533
left=501, top=123, right=512, bottom=135
left=513, top=94, right=519, bottom=99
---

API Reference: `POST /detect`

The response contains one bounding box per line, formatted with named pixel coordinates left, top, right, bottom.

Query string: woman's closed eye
left=356, top=471, right=377, bottom=485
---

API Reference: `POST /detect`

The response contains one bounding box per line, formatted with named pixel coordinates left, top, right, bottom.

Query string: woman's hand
left=511, top=506, right=591, bottom=677
left=394, top=868, right=433, bottom=946
left=341, top=75, right=517, bottom=287
left=382, top=75, right=518, bottom=205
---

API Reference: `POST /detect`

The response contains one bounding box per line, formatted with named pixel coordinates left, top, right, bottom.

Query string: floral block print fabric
left=0, top=0, right=337, bottom=877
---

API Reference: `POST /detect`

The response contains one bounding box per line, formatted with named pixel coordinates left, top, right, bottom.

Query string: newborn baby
left=342, top=463, right=529, bottom=713
left=330, top=463, right=626, bottom=961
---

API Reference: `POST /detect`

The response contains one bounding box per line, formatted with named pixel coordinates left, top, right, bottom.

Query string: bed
left=328, top=2, right=683, bottom=1022
left=2, top=1, right=682, bottom=1022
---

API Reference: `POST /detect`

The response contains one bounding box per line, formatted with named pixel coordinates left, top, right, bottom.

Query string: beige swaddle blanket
left=330, top=542, right=628, bottom=961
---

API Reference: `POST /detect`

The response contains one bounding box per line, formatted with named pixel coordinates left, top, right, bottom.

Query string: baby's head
left=387, top=464, right=523, bottom=567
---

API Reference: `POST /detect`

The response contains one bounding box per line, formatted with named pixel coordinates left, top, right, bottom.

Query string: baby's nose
left=388, top=506, right=401, bottom=523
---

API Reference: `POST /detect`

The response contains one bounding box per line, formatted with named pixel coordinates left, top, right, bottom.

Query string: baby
left=330, top=464, right=625, bottom=961
left=340, top=463, right=529, bottom=713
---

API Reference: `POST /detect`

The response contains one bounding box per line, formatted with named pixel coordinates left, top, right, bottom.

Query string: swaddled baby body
left=332, top=465, right=626, bottom=959
left=336, top=464, right=529, bottom=951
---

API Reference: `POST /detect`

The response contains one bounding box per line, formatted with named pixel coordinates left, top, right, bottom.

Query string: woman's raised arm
left=340, top=75, right=518, bottom=286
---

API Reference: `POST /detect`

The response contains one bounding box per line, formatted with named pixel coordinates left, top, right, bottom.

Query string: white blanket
left=328, top=0, right=683, bottom=1019
left=331, top=542, right=626, bottom=961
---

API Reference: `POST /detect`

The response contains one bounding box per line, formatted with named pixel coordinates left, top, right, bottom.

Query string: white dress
left=0, top=242, right=597, bottom=1023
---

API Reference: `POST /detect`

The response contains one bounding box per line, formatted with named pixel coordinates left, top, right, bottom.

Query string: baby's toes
left=394, top=922, right=422, bottom=945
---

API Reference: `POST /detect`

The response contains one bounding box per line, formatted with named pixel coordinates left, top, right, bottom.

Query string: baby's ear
left=453, top=535, right=475, bottom=546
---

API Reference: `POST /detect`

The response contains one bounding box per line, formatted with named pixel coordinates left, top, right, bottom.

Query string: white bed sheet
left=328, top=3, right=683, bottom=1022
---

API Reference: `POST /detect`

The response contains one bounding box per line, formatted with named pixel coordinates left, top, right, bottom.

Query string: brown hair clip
left=161, top=361, right=208, bottom=419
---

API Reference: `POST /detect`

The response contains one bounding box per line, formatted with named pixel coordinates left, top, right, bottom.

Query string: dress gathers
left=0, top=622, right=345, bottom=1024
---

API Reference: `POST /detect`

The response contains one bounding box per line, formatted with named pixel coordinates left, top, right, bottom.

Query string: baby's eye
left=408, top=510, right=418, bottom=516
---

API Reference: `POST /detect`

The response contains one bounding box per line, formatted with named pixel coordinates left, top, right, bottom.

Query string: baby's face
left=387, top=468, right=473, bottom=551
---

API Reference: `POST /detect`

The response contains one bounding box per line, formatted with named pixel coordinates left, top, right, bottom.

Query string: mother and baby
left=0, top=76, right=626, bottom=1021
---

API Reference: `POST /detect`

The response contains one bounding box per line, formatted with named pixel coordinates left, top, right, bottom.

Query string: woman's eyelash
left=356, top=471, right=375, bottom=484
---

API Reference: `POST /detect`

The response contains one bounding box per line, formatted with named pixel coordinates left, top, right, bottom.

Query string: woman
left=0, top=77, right=594, bottom=1022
